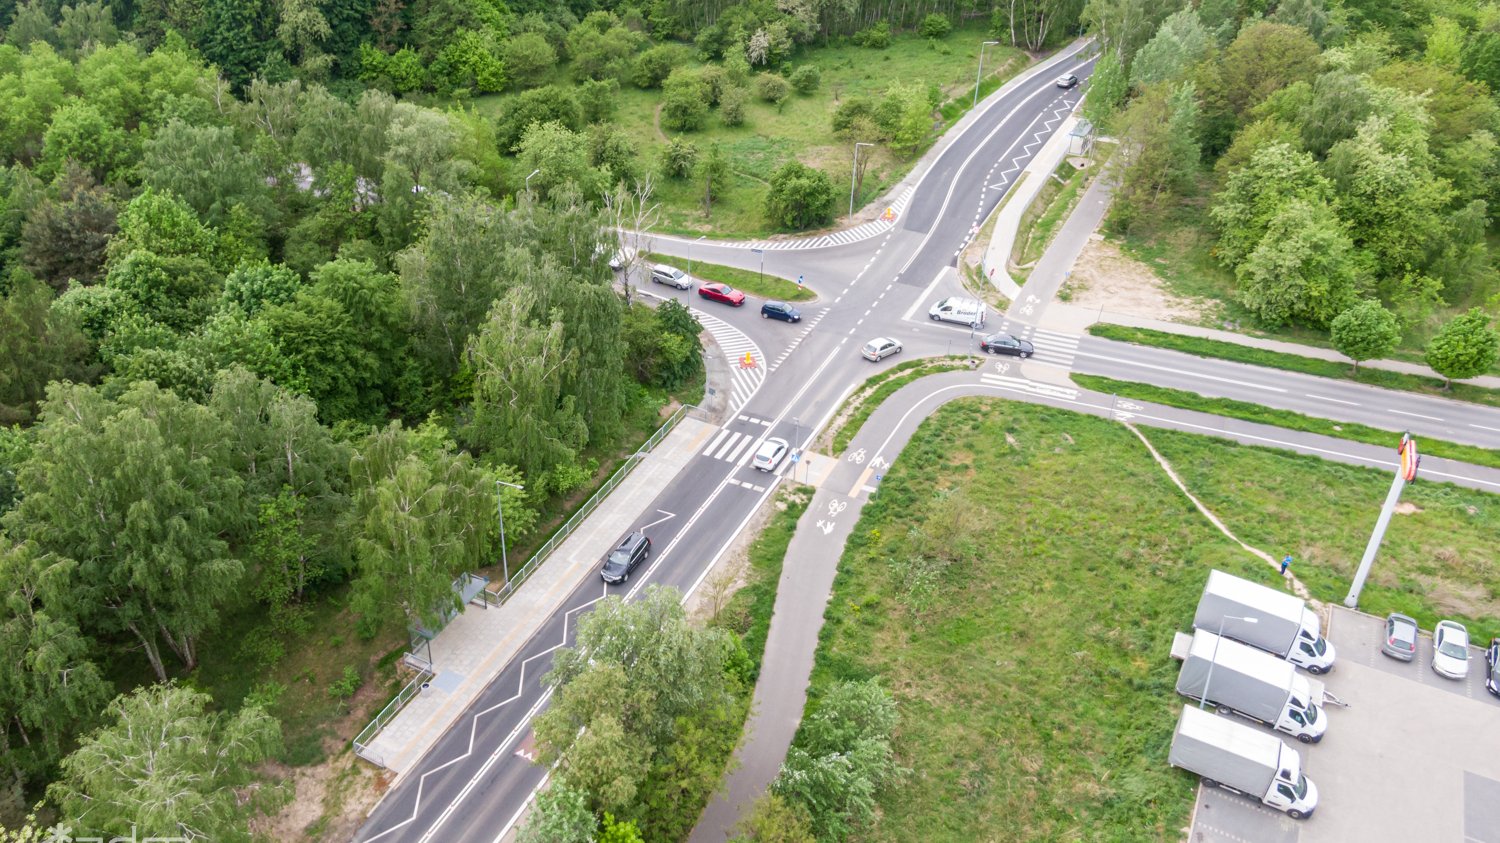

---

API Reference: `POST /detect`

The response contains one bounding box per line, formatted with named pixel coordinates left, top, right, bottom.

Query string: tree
left=774, top=680, right=900, bottom=841
left=275, top=0, right=332, bottom=77
left=1297, top=71, right=1374, bottom=157
left=659, top=137, right=698, bottom=179
left=1209, top=142, right=1334, bottom=267
left=719, top=84, right=749, bottom=127
left=578, top=77, right=620, bottom=124
left=1270, top=0, right=1333, bottom=44
left=8, top=381, right=246, bottom=680
left=1081, top=0, right=1181, bottom=65
left=996, top=0, right=1083, bottom=51
left=36, top=99, right=134, bottom=183
left=764, top=161, right=834, bottom=230
left=107, top=188, right=218, bottom=266
left=1110, top=80, right=1199, bottom=228
left=879, top=82, right=932, bottom=158
left=632, top=44, right=679, bottom=88
left=257, top=291, right=379, bottom=422
left=196, top=0, right=277, bottom=91
left=19, top=164, right=116, bottom=289
left=49, top=683, right=281, bottom=842
left=1422, top=16, right=1464, bottom=69
left=102, top=249, right=220, bottom=332
left=383, top=102, right=473, bottom=195
left=497, top=85, right=583, bottom=151
left=732, top=793, right=816, bottom=843
left=697, top=142, right=729, bottom=218
left=600, top=814, right=644, bottom=843
left=1425, top=309, right=1500, bottom=388
left=1234, top=198, right=1359, bottom=327
left=518, top=120, right=599, bottom=199
left=1216, top=22, right=1321, bottom=116
left=0, top=270, right=90, bottom=425
left=518, top=782, right=595, bottom=843
left=398, top=193, right=511, bottom=376
left=565, top=11, right=643, bottom=82
left=918, top=13, right=952, bottom=39
left=661, top=67, right=711, bottom=132
left=1081, top=50, right=1127, bottom=125
left=433, top=29, right=507, bottom=94
left=1330, top=299, right=1400, bottom=374
left=502, top=32, right=557, bottom=89
left=1129, top=8, right=1212, bottom=90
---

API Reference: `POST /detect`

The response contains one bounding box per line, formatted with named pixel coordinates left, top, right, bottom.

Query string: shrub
left=579, top=77, right=620, bottom=124
left=831, top=95, right=878, bottom=136
left=328, top=665, right=361, bottom=700
left=632, top=45, right=678, bottom=88
left=790, top=64, right=821, bottom=94
left=699, top=64, right=727, bottom=105
left=720, top=85, right=749, bottom=127
left=919, top=13, right=952, bottom=39
left=659, top=137, right=699, bottom=179
left=853, top=21, right=891, bottom=49
left=661, top=68, right=710, bottom=131
left=501, top=32, right=557, bottom=88
left=764, top=161, right=836, bottom=230
left=755, top=72, right=791, bottom=107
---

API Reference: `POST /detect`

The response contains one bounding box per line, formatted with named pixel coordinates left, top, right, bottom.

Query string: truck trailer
left=1169, top=706, right=1319, bottom=819
left=1174, top=630, right=1327, bottom=743
left=1193, top=570, right=1336, bottom=673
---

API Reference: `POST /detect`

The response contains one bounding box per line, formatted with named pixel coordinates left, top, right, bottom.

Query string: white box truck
left=1193, top=570, right=1336, bottom=674
left=1174, top=630, right=1327, bottom=743
left=1169, top=706, right=1319, bottom=819
left=927, top=296, right=986, bottom=327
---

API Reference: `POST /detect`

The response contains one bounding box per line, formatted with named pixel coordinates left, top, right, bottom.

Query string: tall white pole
left=1345, top=434, right=1418, bottom=608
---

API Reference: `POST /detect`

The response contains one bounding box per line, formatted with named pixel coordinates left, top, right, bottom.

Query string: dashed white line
left=1388, top=409, right=1443, bottom=421
left=1306, top=394, right=1360, bottom=406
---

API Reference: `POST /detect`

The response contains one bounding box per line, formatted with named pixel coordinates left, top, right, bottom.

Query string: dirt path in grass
left=653, top=102, right=669, bottom=144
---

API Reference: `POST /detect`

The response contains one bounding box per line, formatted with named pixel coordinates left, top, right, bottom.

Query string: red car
left=698, top=282, right=746, bottom=306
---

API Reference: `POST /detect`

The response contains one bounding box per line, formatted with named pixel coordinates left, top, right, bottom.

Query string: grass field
left=712, top=488, right=811, bottom=679
left=642, top=251, right=816, bottom=302
left=473, top=27, right=1029, bottom=238
left=1073, top=373, right=1500, bottom=470
left=803, top=396, right=1500, bottom=840
left=1089, top=323, right=1500, bottom=408
left=824, top=356, right=975, bottom=453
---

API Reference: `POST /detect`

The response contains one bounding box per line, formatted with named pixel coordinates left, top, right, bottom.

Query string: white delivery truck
left=928, top=296, right=986, bottom=327
left=1173, top=630, right=1327, bottom=743
left=1169, top=706, right=1320, bottom=819
left=1193, top=570, right=1336, bottom=674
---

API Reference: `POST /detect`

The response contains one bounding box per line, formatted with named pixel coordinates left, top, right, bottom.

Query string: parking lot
left=1187, top=606, right=1500, bottom=843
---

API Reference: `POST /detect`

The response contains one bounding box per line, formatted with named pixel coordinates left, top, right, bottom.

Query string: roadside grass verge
left=810, top=398, right=1262, bottom=840
left=804, top=396, right=1500, bottom=839
left=1088, top=323, right=1500, bottom=409
left=1147, top=428, right=1500, bottom=643
left=642, top=251, right=816, bottom=302
left=711, top=488, right=811, bottom=680
left=825, top=356, right=974, bottom=454
left=1073, top=374, right=1500, bottom=471
left=1012, top=150, right=1109, bottom=277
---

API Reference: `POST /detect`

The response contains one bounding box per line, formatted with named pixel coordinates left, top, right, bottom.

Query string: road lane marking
left=1389, top=409, right=1443, bottom=421
left=710, top=431, right=741, bottom=460
left=1469, top=423, right=1500, bottom=433
left=702, top=428, right=731, bottom=456
left=724, top=433, right=756, bottom=463
left=1072, top=349, right=1289, bottom=393
left=1307, top=394, right=1360, bottom=406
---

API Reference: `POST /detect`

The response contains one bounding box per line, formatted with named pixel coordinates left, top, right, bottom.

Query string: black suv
left=761, top=301, right=802, bottom=323
left=601, top=530, right=651, bottom=584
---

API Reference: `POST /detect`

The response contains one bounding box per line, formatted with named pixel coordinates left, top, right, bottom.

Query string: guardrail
left=352, top=404, right=697, bottom=766
left=484, top=403, right=692, bottom=605
left=352, top=665, right=433, bottom=766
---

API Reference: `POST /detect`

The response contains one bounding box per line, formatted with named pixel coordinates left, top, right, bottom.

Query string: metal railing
left=352, top=404, right=697, bottom=766
left=484, top=403, right=693, bottom=605
left=352, top=665, right=433, bottom=766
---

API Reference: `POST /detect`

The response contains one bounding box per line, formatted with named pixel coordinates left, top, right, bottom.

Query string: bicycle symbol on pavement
left=848, top=448, right=867, bottom=464
left=827, top=499, right=848, bottom=517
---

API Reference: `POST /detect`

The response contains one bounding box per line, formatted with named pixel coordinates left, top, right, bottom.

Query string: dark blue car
left=761, top=301, right=801, bottom=323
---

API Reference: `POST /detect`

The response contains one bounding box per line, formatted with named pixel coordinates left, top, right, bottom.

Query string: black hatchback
left=979, top=332, right=1034, bottom=357
left=761, top=300, right=801, bottom=323
left=601, top=530, right=651, bottom=584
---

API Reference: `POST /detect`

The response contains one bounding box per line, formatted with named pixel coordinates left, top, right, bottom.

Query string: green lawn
left=472, top=27, right=1029, bottom=238
left=827, top=356, right=975, bottom=453
left=1089, top=323, right=1500, bottom=409
left=1073, top=373, right=1500, bottom=470
left=1013, top=157, right=1092, bottom=273
left=642, top=251, right=816, bottom=302
left=803, top=396, right=1500, bottom=840
left=712, top=488, right=811, bottom=679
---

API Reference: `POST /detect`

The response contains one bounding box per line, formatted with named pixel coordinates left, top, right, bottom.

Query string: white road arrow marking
left=638, top=509, right=677, bottom=531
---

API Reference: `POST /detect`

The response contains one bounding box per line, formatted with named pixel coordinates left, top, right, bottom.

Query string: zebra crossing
left=977, top=370, right=1081, bottom=402
left=693, top=308, right=765, bottom=414
left=769, top=308, right=830, bottom=372
left=698, top=415, right=775, bottom=465
left=698, top=186, right=915, bottom=252
left=981, top=319, right=1081, bottom=368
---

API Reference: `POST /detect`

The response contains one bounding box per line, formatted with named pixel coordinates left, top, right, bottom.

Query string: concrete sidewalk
left=978, top=114, right=1080, bottom=301
left=362, top=415, right=717, bottom=776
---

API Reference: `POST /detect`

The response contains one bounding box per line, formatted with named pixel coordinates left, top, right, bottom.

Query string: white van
left=928, top=296, right=987, bottom=327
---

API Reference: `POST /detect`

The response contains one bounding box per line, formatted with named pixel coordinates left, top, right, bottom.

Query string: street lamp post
left=496, top=479, right=525, bottom=588
left=974, top=41, right=1001, bottom=109
left=1202, top=616, right=1258, bottom=710
left=792, top=416, right=801, bottom=482
left=524, top=168, right=540, bottom=196
left=849, top=142, right=874, bottom=220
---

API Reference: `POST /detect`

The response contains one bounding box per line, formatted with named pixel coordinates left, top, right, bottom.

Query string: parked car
left=1432, top=620, right=1470, bottom=679
left=600, top=530, right=651, bottom=584
left=650, top=264, right=693, bottom=289
left=861, top=337, right=901, bottom=361
left=928, top=296, right=987, bottom=327
left=761, top=300, right=801, bottom=322
left=609, top=247, right=637, bottom=272
left=1056, top=73, right=1079, bottom=89
left=699, top=282, right=746, bottom=306
left=752, top=437, right=789, bottom=472
left=1380, top=613, right=1419, bottom=662
left=979, top=333, right=1035, bottom=358
left=1485, top=638, right=1500, bottom=698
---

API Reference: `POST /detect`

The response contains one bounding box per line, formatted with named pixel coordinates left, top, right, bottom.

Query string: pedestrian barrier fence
left=353, top=663, right=433, bottom=767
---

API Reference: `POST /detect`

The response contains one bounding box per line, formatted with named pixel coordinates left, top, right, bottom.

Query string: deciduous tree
left=1425, top=308, right=1500, bottom=388
left=1330, top=299, right=1400, bottom=374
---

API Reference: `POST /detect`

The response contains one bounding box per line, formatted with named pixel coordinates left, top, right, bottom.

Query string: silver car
left=861, top=337, right=901, bottom=361
left=1431, top=620, right=1470, bottom=679
left=1380, top=613, right=1419, bottom=662
left=752, top=437, right=789, bottom=472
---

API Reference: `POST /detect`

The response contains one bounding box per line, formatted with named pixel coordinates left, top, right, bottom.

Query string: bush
left=755, top=72, right=791, bottom=107
left=632, top=45, right=678, bottom=88
left=659, top=137, right=699, bottom=179
left=790, top=64, right=821, bottom=94
left=501, top=32, right=557, bottom=89
left=764, top=161, right=836, bottom=230
left=919, top=13, right=952, bottom=39
left=853, top=21, right=891, bottom=49
left=578, top=77, right=620, bottom=124
left=328, top=665, right=361, bottom=700
left=699, top=64, right=727, bottom=105
left=720, top=85, right=749, bottom=127
left=831, top=95, right=878, bottom=135
left=661, top=68, right=710, bottom=131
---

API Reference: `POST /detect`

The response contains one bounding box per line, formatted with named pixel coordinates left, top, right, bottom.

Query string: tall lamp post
left=791, top=416, right=801, bottom=483
left=524, top=168, right=540, bottom=197
left=1202, top=615, right=1258, bottom=710
left=974, top=41, right=1001, bottom=109
left=849, top=142, right=874, bottom=220
left=496, top=479, right=525, bottom=588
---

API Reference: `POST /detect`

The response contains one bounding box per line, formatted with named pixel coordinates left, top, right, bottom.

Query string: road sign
left=791, top=453, right=800, bottom=463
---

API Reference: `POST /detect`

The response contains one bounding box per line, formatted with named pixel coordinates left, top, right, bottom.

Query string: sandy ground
left=1063, top=236, right=1211, bottom=323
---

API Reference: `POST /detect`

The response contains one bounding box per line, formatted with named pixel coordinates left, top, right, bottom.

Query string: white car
left=752, top=437, right=789, bottom=472
left=609, top=247, right=637, bottom=272
left=1432, top=620, right=1470, bottom=679
left=861, top=337, right=902, bottom=361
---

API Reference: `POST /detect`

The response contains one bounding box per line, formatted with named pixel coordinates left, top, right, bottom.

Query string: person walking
left=797, top=274, right=804, bottom=286
left=1280, top=554, right=1293, bottom=576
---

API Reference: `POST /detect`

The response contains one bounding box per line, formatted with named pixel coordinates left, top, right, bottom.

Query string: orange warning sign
left=880, top=207, right=896, bottom=222
left=738, top=352, right=758, bottom=369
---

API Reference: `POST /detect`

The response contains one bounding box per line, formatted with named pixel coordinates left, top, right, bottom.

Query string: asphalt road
left=353, top=41, right=1100, bottom=843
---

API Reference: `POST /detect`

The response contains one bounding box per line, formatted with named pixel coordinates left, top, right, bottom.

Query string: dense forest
left=1086, top=0, right=1500, bottom=376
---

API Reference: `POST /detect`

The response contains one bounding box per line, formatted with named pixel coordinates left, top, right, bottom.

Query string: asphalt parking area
left=1186, top=606, right=1500, bottom=843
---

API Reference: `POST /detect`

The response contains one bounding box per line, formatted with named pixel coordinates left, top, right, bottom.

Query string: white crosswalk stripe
left=693, top=309, right=765, bottom=414
left=671, top=186, right=914, bottom=252
left=984, top=320, right=1081, bottom=369
left=978, top=372, right=1080, bottom=401
left=701, top=428, right=772, bottom=465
